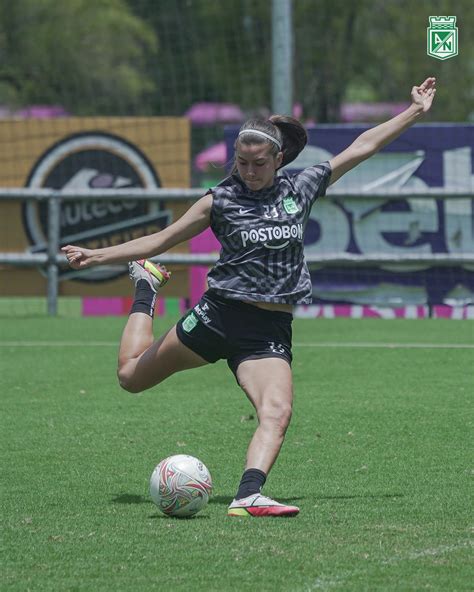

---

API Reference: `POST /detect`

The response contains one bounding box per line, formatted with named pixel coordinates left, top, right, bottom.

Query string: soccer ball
left=149, top=454, right=212, bottom=518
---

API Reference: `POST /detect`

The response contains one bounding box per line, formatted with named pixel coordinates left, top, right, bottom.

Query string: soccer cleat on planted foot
left=128, top=259, right=171, bottom=292
left=227, top=493, right=299, bottom=517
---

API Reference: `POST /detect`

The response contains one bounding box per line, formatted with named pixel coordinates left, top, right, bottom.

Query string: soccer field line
left=0, top=341, right=473, bottom=349
left=308, top=540, right=473, bottom=591
left=294, top=342, right=474, bottom=349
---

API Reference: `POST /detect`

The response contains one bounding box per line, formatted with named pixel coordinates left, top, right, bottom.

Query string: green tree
left=128, top=0, right=272, bottom=116
left=0, top=0, right=157, bottom=114
left=2, top=0, right=469, bottom=121
left=293, top=0, right=473, bottom=123
left=354, top=0, right=473, bottom=121
left=294, top=0, right=367, bottom=122
left=131, top=0, right=371, bottom=122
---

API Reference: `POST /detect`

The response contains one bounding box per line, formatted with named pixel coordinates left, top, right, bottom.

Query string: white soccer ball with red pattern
left=149, top=454, right=212, bottom=517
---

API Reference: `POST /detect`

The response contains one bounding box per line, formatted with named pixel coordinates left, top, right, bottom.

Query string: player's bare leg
left=118, top=325, right=207, bottom=393
left=237, top=357, right=294, bottom=473
left=119, top=311, right=155, bottom=363
left=117, top=260, right=207, bottom=393
left=228, top=357, right=299, bottom=517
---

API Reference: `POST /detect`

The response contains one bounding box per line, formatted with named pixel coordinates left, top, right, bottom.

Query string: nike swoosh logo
left=263, top=241, right=289, bottom=250
left=238, top=208, right=253, bottom=215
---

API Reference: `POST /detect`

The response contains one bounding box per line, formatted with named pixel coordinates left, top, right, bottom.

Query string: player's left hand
left=411, top=77, right=436, bottom=113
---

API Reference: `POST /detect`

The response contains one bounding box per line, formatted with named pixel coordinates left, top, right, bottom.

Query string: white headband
left=238, top=129, right=282, bottom=151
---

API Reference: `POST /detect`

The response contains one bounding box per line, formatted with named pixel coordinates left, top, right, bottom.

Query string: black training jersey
left=207, top=161, right=332, bottom=304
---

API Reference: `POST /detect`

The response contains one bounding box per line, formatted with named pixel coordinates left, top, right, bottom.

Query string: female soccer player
left=63, top=78, right=436, bottom=517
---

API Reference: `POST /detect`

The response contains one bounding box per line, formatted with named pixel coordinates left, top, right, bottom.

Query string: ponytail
left=269, top=115, right=307, bottom=168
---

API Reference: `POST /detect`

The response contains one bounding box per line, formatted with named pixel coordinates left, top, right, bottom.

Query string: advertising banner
left=0, top=118, right=191, bottom=297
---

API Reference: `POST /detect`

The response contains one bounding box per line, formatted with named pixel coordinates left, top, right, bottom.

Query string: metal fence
left=1, top=188, right=473, bottom=315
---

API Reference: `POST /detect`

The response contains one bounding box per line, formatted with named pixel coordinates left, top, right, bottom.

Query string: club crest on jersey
left=283, top=196, right=299, bottom=214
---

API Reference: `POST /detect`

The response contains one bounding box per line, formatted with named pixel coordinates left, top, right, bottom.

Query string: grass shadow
left=316, top=493, right=404, bottom=501
left=112, top=492, right=307, bottom=508
left=148, top=513, right=210, bottom=520
left=111, top=493, right=151, bottom=504
left=111, top=493, right=211, bottom=519
left=208, top=495, right=234, bottom=506
left=209, top=495, right=306, bottom=506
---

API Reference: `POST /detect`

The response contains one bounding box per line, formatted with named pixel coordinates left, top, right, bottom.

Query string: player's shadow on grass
left=209, top=495, right=305, bottom=506
left=208, top=495, right=233, bottom=505
left=111, top=493, right=150, bottom=504
left=315, top=493, right=404, bottom=501
left=111, top=493, right=306, bottom=507
left=111, top=494, right=210, bottom=519
left=148, top=513, right=210, bottom=520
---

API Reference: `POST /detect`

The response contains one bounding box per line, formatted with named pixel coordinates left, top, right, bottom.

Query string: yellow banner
left=0, top=117, right=191, bottom=296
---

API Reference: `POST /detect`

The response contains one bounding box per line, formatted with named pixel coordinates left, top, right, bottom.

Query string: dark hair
left=233, top=115, right=307, bottom=173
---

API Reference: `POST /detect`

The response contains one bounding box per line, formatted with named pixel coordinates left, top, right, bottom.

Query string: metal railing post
left=272, top=0, right=293, bottom=115
left=47, top=193, right=61, bottom=316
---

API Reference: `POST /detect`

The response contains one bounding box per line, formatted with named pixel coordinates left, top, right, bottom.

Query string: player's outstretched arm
left=62, top=194, right=213, bottom=269
left=328, top=77, right=436, bottom=186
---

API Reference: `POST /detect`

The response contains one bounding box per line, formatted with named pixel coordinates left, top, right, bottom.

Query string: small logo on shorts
left=268, top=342, right=286, bottom=355
left=183, top=313, right=198, bottom=333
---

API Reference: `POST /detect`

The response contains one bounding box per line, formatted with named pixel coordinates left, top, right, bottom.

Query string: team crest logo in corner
left=427, top=16, right=458, bottom=61
left=23, top=132, right=171, bottom=282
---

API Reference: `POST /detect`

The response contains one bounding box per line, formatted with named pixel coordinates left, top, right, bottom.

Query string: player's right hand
left=411, top=77, right=436, bottom=113
left=62, top=245, right=94, bottom=269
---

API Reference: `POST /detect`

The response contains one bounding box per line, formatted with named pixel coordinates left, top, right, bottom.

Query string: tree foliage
left=129, top=0, right=272, bottom=116
left=0, top=0, right=157, bottom=114
left=352, top=0, right=473, bottom=122
left=0, top=0, right=471, bottom=121
left=294, top=0, right=366, bottom=122
left=131, top=0, right=472, bottom=122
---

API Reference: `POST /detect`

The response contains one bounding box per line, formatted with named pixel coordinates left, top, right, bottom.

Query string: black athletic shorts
left=176, top=290, right=293, bottom=377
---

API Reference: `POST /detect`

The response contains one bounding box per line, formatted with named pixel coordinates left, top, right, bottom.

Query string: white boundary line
left=293, top=342, right=474, bottom=349
left=0, top=341, right=118, bottom=347
left=308, top=540, right=473, bottom=591
left=0, top=341, right=473, bottom=349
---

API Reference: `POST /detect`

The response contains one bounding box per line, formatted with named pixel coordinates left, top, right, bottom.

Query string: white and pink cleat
left=228, top=493, right=299, bottom=517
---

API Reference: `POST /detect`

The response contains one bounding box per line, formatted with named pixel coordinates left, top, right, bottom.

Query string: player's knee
left=117, top=368, right=142, bottom=394
left=278, top=402, right=293, bottom=431
left=261, top=399, right=293, bottom=432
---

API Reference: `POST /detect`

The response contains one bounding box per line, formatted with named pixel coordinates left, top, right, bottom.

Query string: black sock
left=235, top=468, right=267, bottom=500
left=130, top=279, right=157, bottom=318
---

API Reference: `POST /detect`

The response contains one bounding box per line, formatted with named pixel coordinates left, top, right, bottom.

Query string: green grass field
left=2, top=316, right=473, bottom=591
